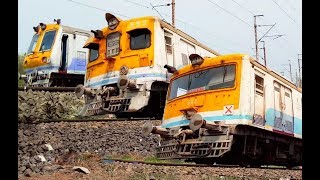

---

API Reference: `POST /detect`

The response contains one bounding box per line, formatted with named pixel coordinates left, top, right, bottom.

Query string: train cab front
left=22, top=21, right=60, bottom=87
left=76, top=13, right=160, bottom=117
left=142, top=54, right=243, bottom=163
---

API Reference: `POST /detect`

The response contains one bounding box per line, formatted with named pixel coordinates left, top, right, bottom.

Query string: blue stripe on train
left=25, top=58, right=86, bottom=74
left=265, top=108, right=302, bottom=135
left=87, top=73, right=167, bottom=87
left=162, top=109, right=302, bottom=135
left=162, top=114, right=253, bottom=128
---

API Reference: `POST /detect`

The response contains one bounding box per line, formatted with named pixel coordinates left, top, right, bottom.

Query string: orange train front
left=143, top=54, right=302, bottom=167
left=21, top=19, right=92, bottom=87
left=75, top=13, right=220, bottom=118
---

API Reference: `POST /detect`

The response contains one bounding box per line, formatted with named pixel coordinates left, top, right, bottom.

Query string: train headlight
left=117, top=75, right=136, bottom=90
left=42, top=57, right=50, bottom=63
left=42, top=57, right=47, bottom=63
left=189, top=114, right=204, bottom=131
left=120, top=65, right=129, bottom=75
left=189, top=54, right=204, bottom=66
left=105, top=13, right=121, bottom=30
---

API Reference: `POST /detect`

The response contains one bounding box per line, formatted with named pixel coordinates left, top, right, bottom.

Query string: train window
left=106, top=32, right=120, bottom=57
left=274, top=81, right=280, bottom=92
left=165, top=36, right=172, bottom=54
left=285, top=92, right=290, bottom=98
left=181, top=53, right=188, bottom=65
left=39, top=30, right=57, bottom=51
left=86, top=43, right=99, bottom=62
left=168, top=64, right=236, bottom=99
left=128, top=28, right=151, bottom=50
left=27, top=34, right=39, bottom=54
left=89, top=49, right=99, bottom=62
left=255, top=75, right=264, bottom=96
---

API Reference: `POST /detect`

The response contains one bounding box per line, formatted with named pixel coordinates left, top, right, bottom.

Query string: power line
left=122, top=0, right=240, bottom=52
left=124, top=0, right=150, bottom=8
left=66, top=0, right=130, bottom=18
left=231, top=0, right=255, bottom=15
left=207, top=0, right=252, bottom=27
left=150, top=3, right=167, bottom=22
left=271, top=0, right=296, bottom=23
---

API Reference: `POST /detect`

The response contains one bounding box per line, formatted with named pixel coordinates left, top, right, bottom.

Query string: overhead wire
left=230, top=0, right=300, bottom=67
left=271, top=0, right=296, bottom=23
left=66, top=0, right=130, bottom=18
left=121, top=0, right=239, bottom=53
left=207, top=0, right=252, bottom=27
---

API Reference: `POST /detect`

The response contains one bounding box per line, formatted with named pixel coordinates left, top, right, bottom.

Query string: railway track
left=101, top=158, right=302, bottom=170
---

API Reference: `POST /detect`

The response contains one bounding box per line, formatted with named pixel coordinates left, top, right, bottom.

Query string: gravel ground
left=18, top=90, right=85, bottom=122
left=19, top=153, right=302, bottom=180
left=18, top=121, right=161, bottom=176
left=18, top=120, right=302, bottom=179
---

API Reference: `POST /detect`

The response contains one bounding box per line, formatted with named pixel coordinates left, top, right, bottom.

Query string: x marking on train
left=225, top=106, right=232, bottom=114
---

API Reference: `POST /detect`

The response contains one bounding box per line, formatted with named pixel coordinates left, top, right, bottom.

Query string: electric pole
left=298, top=54, right=302, bottom=87
left=260, top=41, right=266, bottom=66
left=254, top=15, right=264, bottom=62
left=295, top=69, right=298, bottom=87
left=172, top=0, right=175, bottom=27
left=288, top=60, right=293, bottom=82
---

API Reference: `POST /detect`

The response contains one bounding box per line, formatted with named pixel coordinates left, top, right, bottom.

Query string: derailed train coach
left=143, top=54, right=302, bottom=167
left=75, top=13, right=220, bottom=118
left=20, top=19, right=92, bottom=87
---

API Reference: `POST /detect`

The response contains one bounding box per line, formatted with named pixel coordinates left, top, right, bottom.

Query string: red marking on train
left=187, top=87, right=205, bottom=93
left=272, top=129, right=294, bottom=137
left=225, top=106, right=232, bottom=114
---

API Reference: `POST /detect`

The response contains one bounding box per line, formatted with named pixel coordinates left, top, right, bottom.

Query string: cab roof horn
left=54, top=19, right=61, bottom=25
left=91, top=30, right=104, bottom=39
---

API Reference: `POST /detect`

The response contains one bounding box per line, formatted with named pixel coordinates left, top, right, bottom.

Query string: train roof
left=100, top=15, right=221, bottom=56
left=60, top=25, right=92, bottom=36
left=158, top=19, right=221, bottom=56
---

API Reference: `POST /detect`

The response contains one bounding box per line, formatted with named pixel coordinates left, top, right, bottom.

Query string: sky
left=18, top=0, right=302, bottom=82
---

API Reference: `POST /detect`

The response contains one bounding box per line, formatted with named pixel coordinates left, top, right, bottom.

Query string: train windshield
left=27, top=34, right=39, bottom=54
left=169, top=64, right=236, bottom=100
left=39, top=30, right=57, bottom=51
left=129, top=28, right=151, bottom=50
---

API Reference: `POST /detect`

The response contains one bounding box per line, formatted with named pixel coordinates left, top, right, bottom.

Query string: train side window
left=128, top=28, right=151, bottom=50
left=181, top=53, right=188, bottom=65
left=164, top=31, right=173, bottom=54
left=86, top=43, right=99, bottom=62
left=255, top=75, right=264, bottom=96
left=106, top=32, right=120, bottom=57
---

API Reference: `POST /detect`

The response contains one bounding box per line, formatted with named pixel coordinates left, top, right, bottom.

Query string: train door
left=164, top=30, right=174, bottom=67
left=253, top=74, right=265, bottom=126
left=273, top=81, right=282, bottom=130
left=59, top=34, right=69, bottom=73
left=283, top=87, right=294, bottom=134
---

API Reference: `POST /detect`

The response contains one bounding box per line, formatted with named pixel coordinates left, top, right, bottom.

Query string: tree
left=18, top=53, right=26, bottom=86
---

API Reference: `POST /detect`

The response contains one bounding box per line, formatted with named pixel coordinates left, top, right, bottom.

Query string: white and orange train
left=21, top=19, right=92, bottom=87
left=143, top=54, right=302, bottom=167
left=75, top=13, right=220, bottom=117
